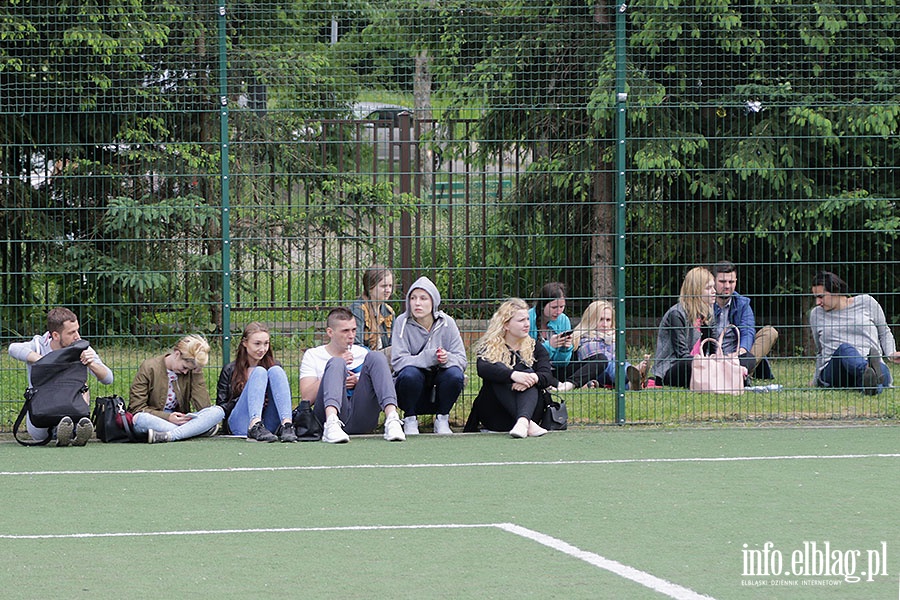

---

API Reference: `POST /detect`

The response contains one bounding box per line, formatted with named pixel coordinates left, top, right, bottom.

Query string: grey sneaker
left=72, top=417, right=94, bottom=446
left=148, top=429, right=171, bottom=444
left=862, top=348, right=883, bottom=395
left=862, top=367, right=879, bottom=395
left=248, top=421, right=278, bottom=442
left=278, top=423, right=298, bottom=443
left=55, top=416, right=74, bottom=447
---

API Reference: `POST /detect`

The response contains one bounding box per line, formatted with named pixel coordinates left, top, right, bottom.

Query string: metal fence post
left=614, top=0, right=628, bottom=424
left=218, top=1, right=232, bottom=365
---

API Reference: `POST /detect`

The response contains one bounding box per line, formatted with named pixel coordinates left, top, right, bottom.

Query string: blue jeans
left=817, top=343, right=892, bottom=393
left=133, top=405, right=225, bottom=441
left=598, top=360, right=637, bottom=389
left=227, top=366, right=293, bottom=436
left=394, top=365, right=464, bottom=416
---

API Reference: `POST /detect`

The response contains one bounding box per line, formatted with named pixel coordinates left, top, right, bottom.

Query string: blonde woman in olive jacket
left=128, top=335, right=224, bottom=443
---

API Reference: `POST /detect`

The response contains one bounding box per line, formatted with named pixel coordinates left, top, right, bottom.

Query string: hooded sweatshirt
left=391, top=276, right=467, bottom=374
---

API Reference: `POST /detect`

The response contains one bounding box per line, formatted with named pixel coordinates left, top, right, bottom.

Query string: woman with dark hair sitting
left=350, top=264, right=395, bottom=357
left=528, top=281, right=606, bottom=390
left=216, top=322, right=297, bottom=442
left=809, top=271, right=899, bottom=395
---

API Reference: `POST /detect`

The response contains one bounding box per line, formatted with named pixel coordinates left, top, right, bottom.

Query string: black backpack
left=13, top=339, right=91, bottom=446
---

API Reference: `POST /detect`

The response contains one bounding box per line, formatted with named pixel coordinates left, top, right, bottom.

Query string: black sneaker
left=278, top=423, right=298, bottom=443
left=248, top=421, right=278, bottom=442
left=198, top=423, right=220, bottom=438
left=868, top=348, right=885, bottom=384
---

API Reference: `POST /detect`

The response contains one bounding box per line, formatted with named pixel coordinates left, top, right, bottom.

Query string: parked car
left=352, top=102, right=414, bottom=161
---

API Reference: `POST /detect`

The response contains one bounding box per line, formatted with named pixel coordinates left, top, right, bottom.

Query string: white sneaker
left=556, top=381, right=576, bottom=392
left=383, top=415, right=406, bottom=442
left=433, top=414, right=453, bottom=435
left=322, top=416, right=350, bottom=444
left=402, top=415, right=420, bottom=436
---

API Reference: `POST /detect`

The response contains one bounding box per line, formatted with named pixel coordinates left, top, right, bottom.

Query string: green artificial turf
left=1, top=426, right=897, bottom=599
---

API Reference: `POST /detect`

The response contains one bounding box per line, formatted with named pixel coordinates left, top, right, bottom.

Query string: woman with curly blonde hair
left=464, top=298, right=556, bottom=438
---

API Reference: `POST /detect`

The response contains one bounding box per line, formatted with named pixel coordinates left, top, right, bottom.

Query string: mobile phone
left=558, top=329, right=573, bottom=338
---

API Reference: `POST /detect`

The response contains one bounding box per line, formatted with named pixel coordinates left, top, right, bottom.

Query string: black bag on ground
left=541, top=395, right=568, bottom=431
left=292, top=400, right=323, bottom=441
left=13, top=339, right=91, bottom=446
left=92, top=395, right=138, bottom=443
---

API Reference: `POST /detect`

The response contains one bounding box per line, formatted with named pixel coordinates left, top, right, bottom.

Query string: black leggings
left=553, top=354, right=608, bottom=387
left=660, top=360, right=692, bottom=388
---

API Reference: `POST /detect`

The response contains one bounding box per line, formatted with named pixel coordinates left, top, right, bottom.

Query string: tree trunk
left=414, top=48, right=434, bottom=191
left=591, top=169, right=615, bottom=298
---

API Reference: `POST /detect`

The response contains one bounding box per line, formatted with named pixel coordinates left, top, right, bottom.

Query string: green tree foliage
left=420, top=0, right=899, bottom=308
left=420, top=0, right=618, bottom=299
left=599, top=0, right=900, bottom=305
left=0, top=0, right=388, bottom=334
left=1, top=0, right=188, bottom=332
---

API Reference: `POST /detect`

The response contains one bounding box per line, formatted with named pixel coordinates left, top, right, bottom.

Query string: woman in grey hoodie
left=391, top=276, right=467, bottom=435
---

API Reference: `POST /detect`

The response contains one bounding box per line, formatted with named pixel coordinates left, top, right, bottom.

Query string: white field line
left=0, top=522, right=717, bottom=600
left=0, top=523, right=492, bottom=540
left=499, top=523, right=717, bottom=600
left=0, top=453, right=897, bottom=477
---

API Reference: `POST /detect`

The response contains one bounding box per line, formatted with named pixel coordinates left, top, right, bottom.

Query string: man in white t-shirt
left=299, top=307, right=405, bottom=443
left=8, top=307, right=114, bottom=445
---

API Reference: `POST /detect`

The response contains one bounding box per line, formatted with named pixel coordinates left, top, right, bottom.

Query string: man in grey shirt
left=8, top=307, right=114, bottom=445
left=809, top=271, right=899, bottom=395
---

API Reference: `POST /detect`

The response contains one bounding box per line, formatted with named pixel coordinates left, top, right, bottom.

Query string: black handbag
left=91, top=395, right=138, bottom=442
left=13, top=339, right=91, bottom=446
left=292, top=400, right=323, bottom=441
left=541, top=398, right=568, bottom=431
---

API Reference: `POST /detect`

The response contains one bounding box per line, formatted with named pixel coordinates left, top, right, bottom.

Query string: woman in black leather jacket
left=651, top=267, right=716, bottom=387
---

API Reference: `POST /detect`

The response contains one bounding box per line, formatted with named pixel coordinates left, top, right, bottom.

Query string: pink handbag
left=690, top=325, right=745, bottom=395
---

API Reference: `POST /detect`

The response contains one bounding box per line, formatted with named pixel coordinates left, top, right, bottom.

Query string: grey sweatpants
left=313, top=352, right=398, bottom=434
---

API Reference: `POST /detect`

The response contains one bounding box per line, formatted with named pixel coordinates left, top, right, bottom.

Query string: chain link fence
left=2, top=1, right=898, bottom=429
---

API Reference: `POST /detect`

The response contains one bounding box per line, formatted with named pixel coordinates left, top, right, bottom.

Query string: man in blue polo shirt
left=710, top=261, right=777, bottom=380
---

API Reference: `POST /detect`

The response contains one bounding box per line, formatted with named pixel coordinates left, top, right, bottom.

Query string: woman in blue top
left=528, top=282, right=606, bottom=389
